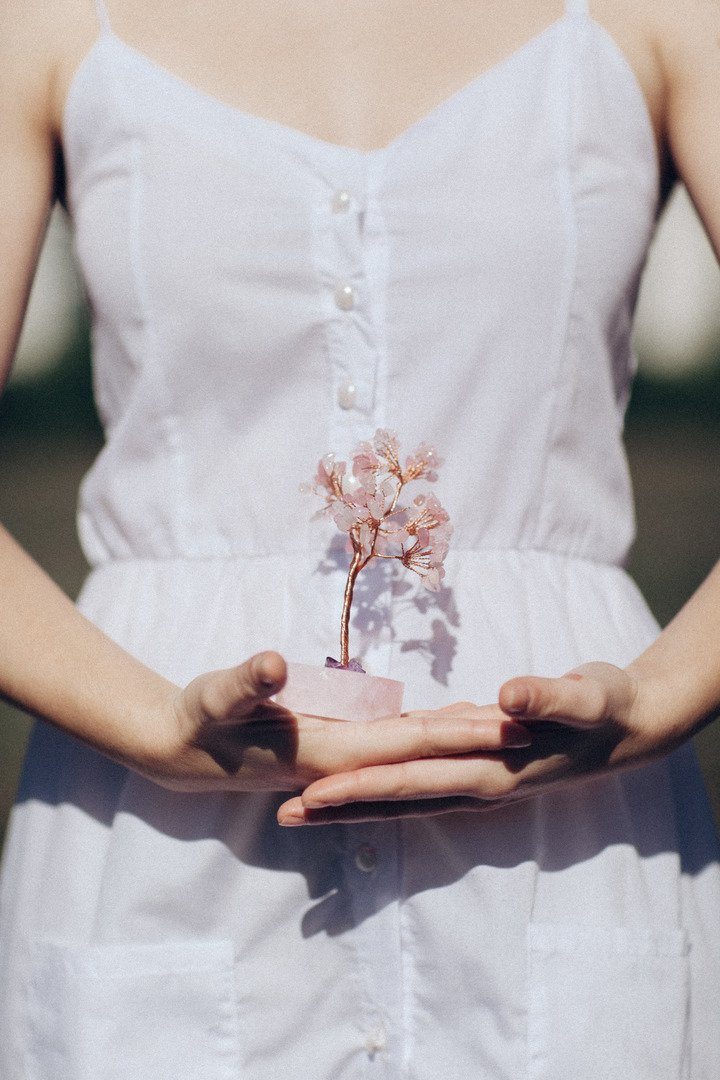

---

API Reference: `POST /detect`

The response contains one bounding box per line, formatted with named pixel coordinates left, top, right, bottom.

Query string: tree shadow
left=314, top=535, right=459, bottom=685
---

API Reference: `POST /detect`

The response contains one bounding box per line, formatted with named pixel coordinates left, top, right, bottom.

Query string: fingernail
left=253, top=656, right=276, bottom=690
left=504, top=692, right=528, bottom=714
left=278, top=811, right=304, bottom=827
left=301, top=797, right=328, bottom=810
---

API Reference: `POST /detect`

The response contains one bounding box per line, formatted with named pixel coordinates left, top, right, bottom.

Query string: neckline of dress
left=64, top=11, right=572, bottom=158
left=63, top=10, right=660, bottom=186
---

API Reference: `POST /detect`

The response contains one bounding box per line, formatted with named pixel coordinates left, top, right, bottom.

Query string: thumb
left=498, top=663, right=631, bottom=730
left=499, top=673, right=607, bottom=729
left=196, top=651, right=288, bottom=727
left=248, top=650, right=288, bottom=695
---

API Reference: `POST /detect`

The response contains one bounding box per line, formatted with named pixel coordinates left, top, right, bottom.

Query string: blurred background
left=1, top=186, right=720, bottom=852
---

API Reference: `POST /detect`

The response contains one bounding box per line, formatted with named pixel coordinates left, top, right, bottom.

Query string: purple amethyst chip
left=325, top=656, right=367, bottom=673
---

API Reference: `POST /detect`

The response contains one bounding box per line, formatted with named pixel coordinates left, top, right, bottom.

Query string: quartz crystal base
left=273, top=661, right=404, bottom=722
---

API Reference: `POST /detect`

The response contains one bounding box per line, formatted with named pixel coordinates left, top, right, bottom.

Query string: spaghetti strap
left=93, top=0, right=112, bottom=33
left=564, top=0, right=589, bottom=16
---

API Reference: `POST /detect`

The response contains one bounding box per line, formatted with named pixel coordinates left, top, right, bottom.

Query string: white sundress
left=1, top=0, right=719, bottom=1077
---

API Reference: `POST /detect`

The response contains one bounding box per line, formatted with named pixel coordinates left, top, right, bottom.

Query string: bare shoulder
left=0, top=0, right=61, bottom=137
left=641, top=0, right=720, bottom=259
left=597, top=0, right=720, bottom=194
left=0, top=0, right=100, bottom=140
left=645, top=0, right=720, bottom=84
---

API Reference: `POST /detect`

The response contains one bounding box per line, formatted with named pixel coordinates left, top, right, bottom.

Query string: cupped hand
left=277, top=661, right=680, bottom=825
left=140, top=651, right=533, bottom=794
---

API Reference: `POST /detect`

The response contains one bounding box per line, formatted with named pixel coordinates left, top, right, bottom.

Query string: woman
left=0, top=0, right=718, bottom=1075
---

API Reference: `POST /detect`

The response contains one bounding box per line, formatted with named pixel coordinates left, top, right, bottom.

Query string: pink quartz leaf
left=304, top=428, right=452, bottom=664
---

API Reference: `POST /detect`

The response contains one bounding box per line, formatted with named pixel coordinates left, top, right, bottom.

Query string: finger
left=336, top=708, right=532, bottom=768
left=278, top=795, right=484, bottom=825
left=295, top=755, right=516, bottom=809
left=498, top=673, right=611, bottom=729
left=406, top=700, right=483, bottom=716
left=199, top=651, right=289, bottom=727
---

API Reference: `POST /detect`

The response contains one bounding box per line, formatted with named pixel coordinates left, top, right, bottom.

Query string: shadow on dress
left=9, top=534, right=719, bottom=941
left=13, top=718, right=719, bottom=942
left=315, top=533, right=459, bottom=685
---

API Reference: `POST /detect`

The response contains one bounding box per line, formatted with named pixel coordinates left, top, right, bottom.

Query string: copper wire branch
left=339, top=473, right=406, bottom=664
left=340, top=546, right=364, bottom=667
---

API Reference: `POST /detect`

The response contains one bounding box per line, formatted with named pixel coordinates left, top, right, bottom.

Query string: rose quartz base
left=273, top=661, right=404, bottom=722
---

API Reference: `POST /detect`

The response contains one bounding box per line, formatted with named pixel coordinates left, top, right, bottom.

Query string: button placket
left=314, top=165, right=382, bottom=449
left=341, top=821, right=401, bottom=1073
left=314, top=158, right=399, bottom=1072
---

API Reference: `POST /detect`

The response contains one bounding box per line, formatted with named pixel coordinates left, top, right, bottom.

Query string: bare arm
left=584, top=0, right=720, bottom=745
left=0, top=1, right=56, bottom=396
left=0, top=0, right=177, bottom=770
left=661, top=0, right=720, bottom=260
left=0, top=6, right=518, bottom=794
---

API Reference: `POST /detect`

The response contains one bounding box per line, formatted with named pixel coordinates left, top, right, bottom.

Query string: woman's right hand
left=143, top=650, right=532, bottom=794
left=0, top=525, right=526, bottom=798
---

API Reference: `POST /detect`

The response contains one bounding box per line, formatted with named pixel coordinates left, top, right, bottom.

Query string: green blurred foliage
left=2, top=310, right=100, bottom=438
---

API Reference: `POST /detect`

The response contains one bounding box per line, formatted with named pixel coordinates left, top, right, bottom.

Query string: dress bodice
left=62, top=1, right=658, bottom=568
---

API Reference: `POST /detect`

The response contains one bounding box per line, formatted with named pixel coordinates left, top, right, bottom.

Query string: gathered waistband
left=85, top=545, right=625, bottom=572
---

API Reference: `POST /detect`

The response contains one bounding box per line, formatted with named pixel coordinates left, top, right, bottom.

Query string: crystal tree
left=304, top=429, right=452, bottom=670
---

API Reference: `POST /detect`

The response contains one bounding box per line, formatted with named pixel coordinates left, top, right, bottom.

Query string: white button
left=354, top=843, right=378, bottom=872
left=365, top=1024, right=387, bottom=1055
left=337, top=382, right=357, bottom=410
left=335, top=283, right=355, bottom=310
left=332, top=188, right=351, bottom=212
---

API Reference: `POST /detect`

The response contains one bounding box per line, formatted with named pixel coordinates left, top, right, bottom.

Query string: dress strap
left=564, top=0, right=589, bottom=16
left=93, top=0, right=112, bottom=33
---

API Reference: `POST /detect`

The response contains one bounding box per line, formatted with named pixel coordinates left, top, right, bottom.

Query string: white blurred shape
left=634, top=185, right=720, bottom=375
left=11, top=204, right=84, bottom=384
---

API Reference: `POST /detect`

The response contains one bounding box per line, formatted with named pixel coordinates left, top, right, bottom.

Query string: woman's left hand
left=276, top=661, right=681, bottom=825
